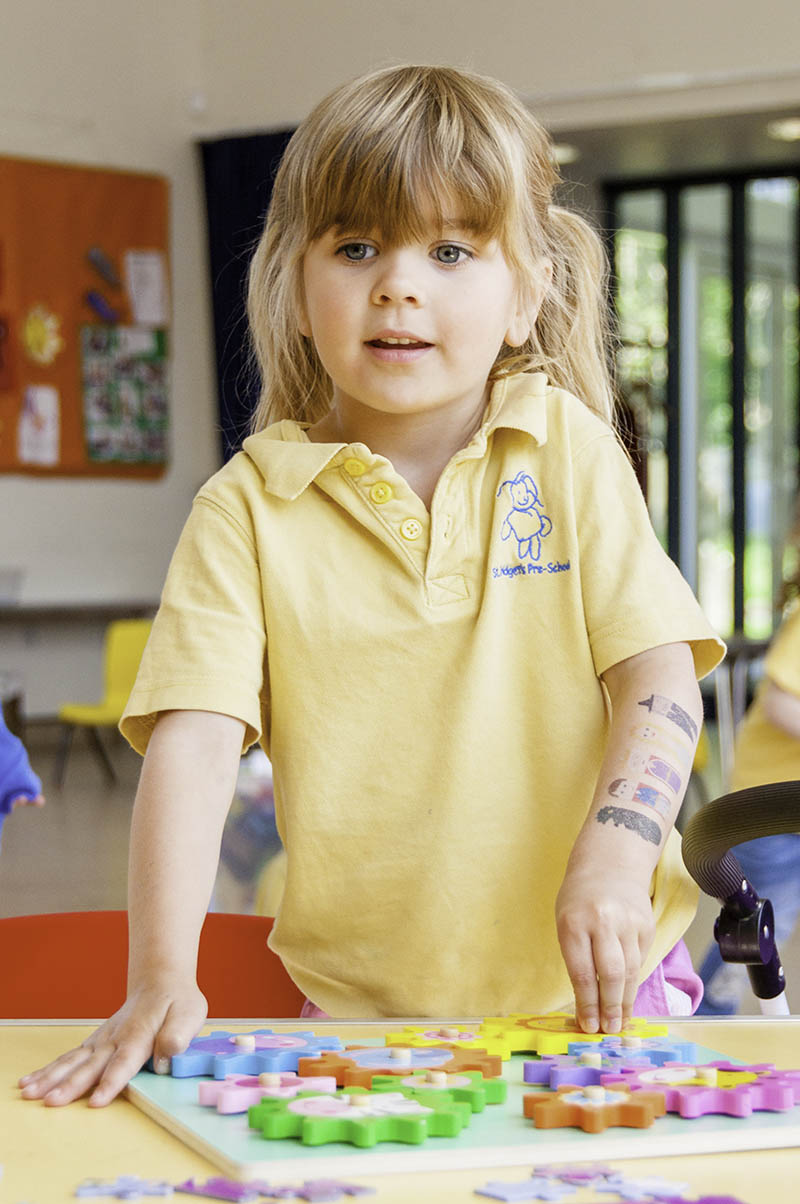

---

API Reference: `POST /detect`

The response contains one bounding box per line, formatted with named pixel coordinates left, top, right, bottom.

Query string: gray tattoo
left=637, top=693, right=698, bottom=743
left=596, top=804, right=661, bottom=846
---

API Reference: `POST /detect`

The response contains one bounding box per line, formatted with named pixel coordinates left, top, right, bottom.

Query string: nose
left=370, top=248, right=425, bottom=306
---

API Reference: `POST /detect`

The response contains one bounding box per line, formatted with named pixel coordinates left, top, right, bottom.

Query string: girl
left=21, top=64, right=723, bottom=1108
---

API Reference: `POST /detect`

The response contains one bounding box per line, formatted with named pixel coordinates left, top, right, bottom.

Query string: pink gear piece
left=198, top=1072, right=337, bottom=1114
left=600, top=1061, right=797, bottom=1118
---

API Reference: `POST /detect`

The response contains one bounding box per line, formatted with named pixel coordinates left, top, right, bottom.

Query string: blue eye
left=338, top=243, right=374, bottom=261
left=433, top=244, right=472, bottom=266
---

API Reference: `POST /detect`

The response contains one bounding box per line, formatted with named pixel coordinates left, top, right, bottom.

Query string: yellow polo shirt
left=122, top=372, right=723, bottom=1017
left=732, top=604, right=800, bottom=790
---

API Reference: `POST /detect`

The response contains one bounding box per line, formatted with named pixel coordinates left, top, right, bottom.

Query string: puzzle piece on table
left=368, top=1067, right=507, bottom=1110
left=566, top=1035, right=701, bottom=1066
left=475, top=1177, right=577, bottom=1201
left=523, top=1050, right=653, bottom=1089
left=385, top=1025, right=517, bottom=1060
left=523, top=1084, right=666, bottom=1133
left=592, top=1171, right=690, bottom=1200
left=600, top=1061, right=799, bottom=1118
left=198, top=1072, right=338, bottom=1113
left=253, top=1185, right=375, bottom=1203
left=479, top=1013, right=668, bottom=1056
left=175, top=1178, right=262, bottom=1201
left=289, top=1182, right=375, bottom=1202
left=531, top=1165, right=616, bottom=1186
left=76, top=1176, right=173, bottom=1198
left=248, top=1086, right=471, bottom=1146
left=297, top=1044, right=502, bottom=1087
left=169, top=1030, right=344, bottom=1079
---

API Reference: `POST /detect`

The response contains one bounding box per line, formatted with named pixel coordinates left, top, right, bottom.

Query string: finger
left=620, top=940, right=641, bottom=1027
left=593, top=934, right=627, bottom=1034
left=88, top=1040, right=156, bottom=1107
left=560, top=933, right=600, bottom=1033
left=151, top=998, right=207, bottom=1073
left=19, top=1045, right=96, bottom=1098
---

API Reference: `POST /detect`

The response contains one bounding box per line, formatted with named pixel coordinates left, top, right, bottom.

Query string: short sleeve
left=120, top=495, right=267, bottom=754
left=573, top=432, right=724, bottom=680
left=764, top=605, right=800, bottom=698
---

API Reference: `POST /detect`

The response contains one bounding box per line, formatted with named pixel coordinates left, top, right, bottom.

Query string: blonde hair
left=247, top=64, right=615, bottom=431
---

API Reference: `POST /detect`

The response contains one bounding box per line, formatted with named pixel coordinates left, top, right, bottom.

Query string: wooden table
left=3, top=1018, right=800, bottom=1203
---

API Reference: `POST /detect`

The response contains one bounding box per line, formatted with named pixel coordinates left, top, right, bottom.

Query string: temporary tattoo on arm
left=608, top=779, right=671, bottom=816
left=637, top=694, right=698, bottom=743
left=630, top=723, right=693, bottom=770
left=646, top=755, right=681, bottom=793
left=596, top=804, right=662, bottom=846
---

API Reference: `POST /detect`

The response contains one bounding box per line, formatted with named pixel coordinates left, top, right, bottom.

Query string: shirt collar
left=243, top=421, right=347, bottom=500
left=482, top=371, right=549, bottom=443
left=243, top=373, right=550, bottom=500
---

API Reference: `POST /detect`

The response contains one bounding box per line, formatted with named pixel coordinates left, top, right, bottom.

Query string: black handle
left=682, top=780, right=800, bottom=901
left=681, top=781, right=799, bottom=999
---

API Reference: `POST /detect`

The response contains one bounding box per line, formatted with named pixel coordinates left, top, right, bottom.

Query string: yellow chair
left=54, top=618, right=152, bottom=786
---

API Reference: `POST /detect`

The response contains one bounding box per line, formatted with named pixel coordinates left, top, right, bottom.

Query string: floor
left=2, top=721, right=798, bottom=1014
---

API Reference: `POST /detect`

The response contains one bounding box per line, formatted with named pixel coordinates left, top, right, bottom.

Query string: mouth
left=367, top=336, right=433, bottom=350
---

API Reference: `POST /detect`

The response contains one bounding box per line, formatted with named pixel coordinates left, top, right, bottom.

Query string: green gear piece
left=248, top=1086, right=471, bottom=1147
left=368, top=1069, right=507, bottom=1111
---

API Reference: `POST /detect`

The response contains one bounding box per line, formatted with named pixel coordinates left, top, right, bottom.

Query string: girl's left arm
left=555, top=641, right=702, bottom=1036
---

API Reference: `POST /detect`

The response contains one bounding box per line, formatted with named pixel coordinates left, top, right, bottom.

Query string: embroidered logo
left=496, top=470, right=552, bottom=561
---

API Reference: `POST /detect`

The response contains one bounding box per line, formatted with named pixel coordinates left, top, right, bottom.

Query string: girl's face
left=298, top=217, right=533, bottom=426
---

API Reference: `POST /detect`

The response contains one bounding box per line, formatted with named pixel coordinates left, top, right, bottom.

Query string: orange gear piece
left=524, top=1084, right=666, bottom=1133
left=297, top=1045, right=503, bottom=1089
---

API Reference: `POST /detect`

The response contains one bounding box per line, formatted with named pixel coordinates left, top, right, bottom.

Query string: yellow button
left=343, top=457, right=366, bottom=477
left=370, top=481, right=393, bottom=504
left=400, top=518, right=422, bottom=540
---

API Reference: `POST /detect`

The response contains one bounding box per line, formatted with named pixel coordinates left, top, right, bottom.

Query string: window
left=607, top=173, right=800, bottom=638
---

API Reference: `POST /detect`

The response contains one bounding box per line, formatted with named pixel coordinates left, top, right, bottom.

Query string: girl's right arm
left=18, top=708, right=246, bottom=1106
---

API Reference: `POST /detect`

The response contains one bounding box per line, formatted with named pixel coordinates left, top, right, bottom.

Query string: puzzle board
left=126, top=1033, right=800, bottom=1181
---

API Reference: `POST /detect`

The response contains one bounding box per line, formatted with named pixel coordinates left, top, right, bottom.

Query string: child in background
left=21, top=64, right=723, bottom=1108
left=698, top=519, right=800, bottom=1013
left=0, top=704, right=44, bottom=846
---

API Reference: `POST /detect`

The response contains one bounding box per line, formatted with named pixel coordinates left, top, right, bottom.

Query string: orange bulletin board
left=0, top=155, right=170, bottom=477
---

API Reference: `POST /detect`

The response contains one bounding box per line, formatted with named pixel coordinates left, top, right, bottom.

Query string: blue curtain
left=199, top=130, right=294, bottom=461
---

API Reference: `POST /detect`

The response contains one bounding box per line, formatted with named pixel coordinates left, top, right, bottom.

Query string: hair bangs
left=302, top=83, right=516, bottom=250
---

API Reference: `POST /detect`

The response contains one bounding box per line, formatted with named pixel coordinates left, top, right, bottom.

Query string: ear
left=505, top=257, right=553, bottom=347
left=296, top=291, right=312, bottom=339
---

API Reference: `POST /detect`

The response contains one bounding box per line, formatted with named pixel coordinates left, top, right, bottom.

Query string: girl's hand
left=555, top=865, right=655, bottom=1036
left=18, top=979, right=207, bottom=1106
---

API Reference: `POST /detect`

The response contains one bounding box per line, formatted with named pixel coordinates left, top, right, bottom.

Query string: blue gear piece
left=169, top=1030, right=344, bottom=1079
left=566, top=1036, right=700, bottom=1066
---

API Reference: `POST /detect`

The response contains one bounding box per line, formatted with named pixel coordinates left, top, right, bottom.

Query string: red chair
left=0, top=910, right=305, bottom=1018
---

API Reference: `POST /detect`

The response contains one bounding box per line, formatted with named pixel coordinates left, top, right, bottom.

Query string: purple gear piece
left=523, top=1053, right=652, bottom=1088
left=566, top=1037, right=700, bottom=1066
left=169, top=1030, right=344, bottom=1079
left=600, top=1061, right=796, bottom=1118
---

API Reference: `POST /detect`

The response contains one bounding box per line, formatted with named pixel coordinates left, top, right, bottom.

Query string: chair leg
left=87, top=726, right=117, bottom=784
left=53, top=724, right=75, bottom=787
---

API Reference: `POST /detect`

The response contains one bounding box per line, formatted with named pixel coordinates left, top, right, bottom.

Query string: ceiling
left=557, top=105, right=800, bottom=195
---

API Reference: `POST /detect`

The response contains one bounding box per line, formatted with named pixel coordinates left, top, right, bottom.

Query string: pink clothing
left=299, top=939, right=702, bottom=1020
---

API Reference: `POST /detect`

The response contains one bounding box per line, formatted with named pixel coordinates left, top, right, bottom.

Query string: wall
left=0, top=1, right=217, bottom=712
left=1, top=0, right=800, bottom=714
